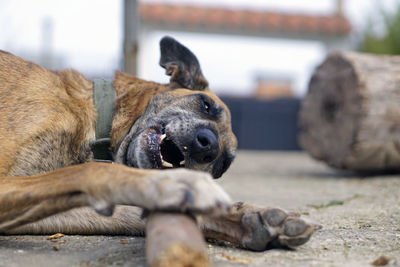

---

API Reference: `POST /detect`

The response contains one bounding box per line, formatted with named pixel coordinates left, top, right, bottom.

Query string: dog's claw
left=216, top=199, right=232, bottom=213
left=180, top=190, right=195, bottom=210
left=241, top=207, right=321, bottom=251
left=93, top=203, right=115, bottom=217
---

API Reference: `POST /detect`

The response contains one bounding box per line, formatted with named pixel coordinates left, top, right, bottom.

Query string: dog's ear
left=159, top=36, right=208, bottom=91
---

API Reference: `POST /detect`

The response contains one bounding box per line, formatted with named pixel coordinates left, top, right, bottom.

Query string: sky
left=0, top=0, right=398, bottom=96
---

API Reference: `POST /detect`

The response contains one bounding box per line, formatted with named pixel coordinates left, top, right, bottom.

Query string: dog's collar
left=90, top=79, right=116, bottom=160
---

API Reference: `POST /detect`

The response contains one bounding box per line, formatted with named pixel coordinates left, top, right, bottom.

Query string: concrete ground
left=1, top=151, right=399, bottom=267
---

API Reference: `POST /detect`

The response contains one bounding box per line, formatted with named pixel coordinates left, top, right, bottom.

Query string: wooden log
left=145, top=212, right=210, bottom=267
left=299, top=51, right=400, bottom=173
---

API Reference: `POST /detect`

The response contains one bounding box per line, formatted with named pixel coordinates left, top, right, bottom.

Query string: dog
left=0, top=36, right=319, bottom=251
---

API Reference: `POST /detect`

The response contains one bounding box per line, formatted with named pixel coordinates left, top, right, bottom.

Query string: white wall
left=138, top=30, right=325, bottom=97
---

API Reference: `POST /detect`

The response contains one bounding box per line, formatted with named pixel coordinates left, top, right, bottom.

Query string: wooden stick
left=145, top=212, right=210, bottom=267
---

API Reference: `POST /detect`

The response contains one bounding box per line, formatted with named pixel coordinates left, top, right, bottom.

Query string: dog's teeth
left=162, top=160, right=173, bottom=168
left=179, top=160, right=185, bottom=166
left=159, top=134, right=166, bottom=143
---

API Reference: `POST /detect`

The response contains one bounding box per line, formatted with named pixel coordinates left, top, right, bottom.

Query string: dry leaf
left=47, top=233, right=64, bottom=240
left=221, top=253, right=252, bottom=264
left=372, top=256, right=391, bottom=266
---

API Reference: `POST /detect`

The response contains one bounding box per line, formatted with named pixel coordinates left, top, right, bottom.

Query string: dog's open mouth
left=143, top=127, right=185, bottom=169
left=159, top=134, right=185, bottom=168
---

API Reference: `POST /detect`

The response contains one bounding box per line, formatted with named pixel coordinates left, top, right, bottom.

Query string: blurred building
left=137, top=1, right=351, bottom=98
left=139, top=2, right=351, bottom=50
left=254, top=75, right=294, bottom=100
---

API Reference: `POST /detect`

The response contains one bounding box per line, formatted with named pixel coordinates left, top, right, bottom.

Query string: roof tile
left=140, top=3, right=352, bottom=35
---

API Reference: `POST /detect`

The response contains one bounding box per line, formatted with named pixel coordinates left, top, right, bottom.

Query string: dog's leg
left=0, top=162, right=231, bottom=233
left=199, top=202, right=321, bottom=251
left=7, top=202, right=319, bottom=252
left=5, top=206, right=145, bottom=235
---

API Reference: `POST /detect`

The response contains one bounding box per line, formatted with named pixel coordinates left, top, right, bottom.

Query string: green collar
left=90, top=79, right=116, bottom=160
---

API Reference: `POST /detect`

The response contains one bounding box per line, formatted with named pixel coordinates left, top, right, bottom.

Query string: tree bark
left=146, top=213, right=210, bottom=267
left=299, top=51, right=400, bottom=173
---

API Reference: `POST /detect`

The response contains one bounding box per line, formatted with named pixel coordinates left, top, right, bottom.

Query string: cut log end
left=300, top=53, right=362, bottom=169
left=300, top=52, right=400, bottom=173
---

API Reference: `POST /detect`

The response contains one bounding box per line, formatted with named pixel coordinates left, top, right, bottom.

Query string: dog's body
left=0, top=37, right=318, bottom=251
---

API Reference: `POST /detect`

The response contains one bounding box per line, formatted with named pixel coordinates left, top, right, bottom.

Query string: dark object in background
left=221, top=97, right=301, bottom=150
left=299, top=52, right=400, bottom=173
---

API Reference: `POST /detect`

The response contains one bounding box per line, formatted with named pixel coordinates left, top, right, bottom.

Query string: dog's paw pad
left=263, top=208, right=287, bottom=226
left=241, top=212, right=273, bottom=251
left=241, top=207, right=321, bottom=251
left=278, top=217, right=322, bottom=248
left=279, top=236, right=311, bottom=247
left=283, top=218, right=308, bottom=236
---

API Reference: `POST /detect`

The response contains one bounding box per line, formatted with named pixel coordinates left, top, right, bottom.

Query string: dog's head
left=112, top=37, right=237, bottom=178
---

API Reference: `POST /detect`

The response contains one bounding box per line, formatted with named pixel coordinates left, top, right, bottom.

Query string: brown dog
left=0, top=37, right=319, bottom=250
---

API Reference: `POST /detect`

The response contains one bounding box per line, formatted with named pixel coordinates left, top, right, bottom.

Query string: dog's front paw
left=142, top=169, right=232, bottom=215
left=241, top=207, right=321, bottom=251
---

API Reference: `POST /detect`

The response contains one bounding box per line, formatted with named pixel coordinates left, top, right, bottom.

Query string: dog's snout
left=191, top=128, right=219, bottom=163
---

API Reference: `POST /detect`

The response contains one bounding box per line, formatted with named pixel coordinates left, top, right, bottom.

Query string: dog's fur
left=0, top=37, right=318, bottom=251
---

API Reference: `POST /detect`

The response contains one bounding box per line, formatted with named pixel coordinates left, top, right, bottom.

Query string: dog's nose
left=191, top=128, right=219, bottom=163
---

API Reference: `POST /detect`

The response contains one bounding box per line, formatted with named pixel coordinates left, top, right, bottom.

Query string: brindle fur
left=0, top=37, right=319, bottom=251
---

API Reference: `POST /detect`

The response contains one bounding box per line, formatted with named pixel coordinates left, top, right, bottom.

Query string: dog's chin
left=125, top=126, right=186, bottom=170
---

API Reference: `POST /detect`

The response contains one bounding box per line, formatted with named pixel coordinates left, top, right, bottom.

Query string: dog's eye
left=203, top=100, right=210, bottom=113
left=196, top=94, right=219, bottom=118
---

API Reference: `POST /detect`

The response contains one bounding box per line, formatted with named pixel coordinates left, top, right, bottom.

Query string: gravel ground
left=1, top=151, right=399, bottom=267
